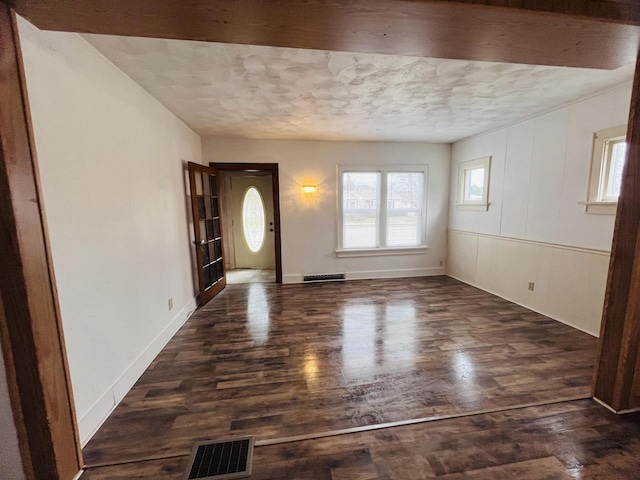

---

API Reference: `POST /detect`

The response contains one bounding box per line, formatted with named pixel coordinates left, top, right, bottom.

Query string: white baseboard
left=283, top=267, right=445, bottom=284
left=77, top=297, right=198, bottom=446
left=447, top=274, right=598, bottom=338
left=282, top=274, right=302, bottom=284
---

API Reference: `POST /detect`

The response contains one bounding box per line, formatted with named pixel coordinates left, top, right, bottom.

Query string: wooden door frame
left=3, top=2, right=640, bottom=478
left=0, top=5, right=82, bottom=480
left=210, top=163, right=283, bottom=284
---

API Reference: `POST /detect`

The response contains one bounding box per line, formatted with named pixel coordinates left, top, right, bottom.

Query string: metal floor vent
left=303, top=273, right=346, bottom=283
left=183, top=436, right=254, bottom=480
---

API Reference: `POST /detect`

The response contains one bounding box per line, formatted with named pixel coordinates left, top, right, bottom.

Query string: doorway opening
left=213, top=163, right=282, bottom=284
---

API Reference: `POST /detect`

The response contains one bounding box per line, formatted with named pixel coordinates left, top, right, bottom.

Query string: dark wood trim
left=10, top=9, right=83, bottom=467
left=0, top=4, right=82, bottom=479
left=9, top=0, right=640, bottom=69
left=210, top=163, right=283, bottom=284
left=0, top=7, right=639, bottom=480
left=439, top=0, right=640, bottom=25
left=593, top=55, right=640, bottom=412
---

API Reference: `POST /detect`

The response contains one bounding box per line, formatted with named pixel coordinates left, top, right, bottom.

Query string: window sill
left=578, top=201, right=617, bottom=215
left=335, top=246, right=429, bottom=258
left=456, top=203, right=490, bottom=212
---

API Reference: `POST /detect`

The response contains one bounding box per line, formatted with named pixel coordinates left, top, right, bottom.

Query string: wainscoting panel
left=448, top=230, right=609, bottom=336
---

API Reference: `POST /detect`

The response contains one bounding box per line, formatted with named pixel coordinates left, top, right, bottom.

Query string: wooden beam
left=594, top=54, right=640, bottom=412
left=0, top=5, right=82, bottom=479
left=441, top=0, right=640, bottom=25
left=9, top=0, right=640, bottom=69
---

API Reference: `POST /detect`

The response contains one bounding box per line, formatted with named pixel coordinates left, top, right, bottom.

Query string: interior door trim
left=0, top=6, right=82, bottom=479
left=210, top=163, right=283, bottom=284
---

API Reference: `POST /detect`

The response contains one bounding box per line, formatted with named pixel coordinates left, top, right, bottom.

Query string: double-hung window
left=583, top=125, right=627, bottom=214
left=456, top=156, right=491, bottom=211
left=338, top=166, right=428, bottom=254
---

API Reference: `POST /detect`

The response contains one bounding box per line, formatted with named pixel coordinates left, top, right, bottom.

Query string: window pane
left=343, top=172, right=379, bottom=248
left=242, top=187, right=266, bottom=252
left=606, top=141, right=627, bottom=199
left=464, top=167, right=485, bottom=202
left=387, top=172, right=423, bottom=246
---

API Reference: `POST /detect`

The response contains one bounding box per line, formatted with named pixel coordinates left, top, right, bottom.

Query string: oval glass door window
left=242, top=187, right=266, bottom=253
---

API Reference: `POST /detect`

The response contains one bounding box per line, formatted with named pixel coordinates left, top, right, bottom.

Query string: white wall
left=203, top=138, right=451, bottom=282
left=18, top=17, right=203, bottom=444
left=448, top=84, right=632, bottom=336
left=0, top=346, right=26, bottom=480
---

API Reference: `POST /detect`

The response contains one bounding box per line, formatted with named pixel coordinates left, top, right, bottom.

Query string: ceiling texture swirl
left=83, top=34, right=634, bottom=143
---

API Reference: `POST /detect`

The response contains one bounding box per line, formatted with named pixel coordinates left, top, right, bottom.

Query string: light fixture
left=301, top=185, right=318, bottom=195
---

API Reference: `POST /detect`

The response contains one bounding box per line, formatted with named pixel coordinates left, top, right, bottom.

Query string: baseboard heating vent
left=183, top=436, right=254, bottom=480
left=303, top=273, right=346, bottom=283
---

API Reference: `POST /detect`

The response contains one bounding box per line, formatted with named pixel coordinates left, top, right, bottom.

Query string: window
left=242, top=186, right=266, bottom=252
left=338, top=166, right=428, bottom=255
left=342, top=172, right=380, bottom=249
left=583, top=125, right=627, bottom=214
left=456, top=156, right=491, bottom=211
left=387, top=172, right=424, bottom=247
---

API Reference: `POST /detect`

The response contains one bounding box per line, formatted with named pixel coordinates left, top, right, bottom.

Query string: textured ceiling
left=83, top=34, right=635, bottom=143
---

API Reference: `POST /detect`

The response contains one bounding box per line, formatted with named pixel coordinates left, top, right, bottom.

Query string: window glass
left=463, top=167, right=485, bottom=202
left=242, top=187, right=265, bottom=252
left=604, top=140, right=626, bottom=200
left=343, top=172, right=380, bottom=248
left=584, top=125, right=626, bottom=214
left=387, top=172, right=423, bottom=246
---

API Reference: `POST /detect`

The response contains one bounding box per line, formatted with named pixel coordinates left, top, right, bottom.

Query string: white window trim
left=335, top=246, right=429, bottom=258
left=336, top=165, right=429, bottom=254
left=582, top=124, right=627, bottom=215
left=456, top=156, right=491, bottom=211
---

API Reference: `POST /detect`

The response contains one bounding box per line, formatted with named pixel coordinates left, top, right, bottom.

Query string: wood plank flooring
left=81, top=399, right=640, bottom=479
left=82, top=276, right=598, bottom=468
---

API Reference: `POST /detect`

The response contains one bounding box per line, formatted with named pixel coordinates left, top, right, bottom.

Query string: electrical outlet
left=439, top=259, right=444, bottom=266
left=168, top=297, right=173, bottom=311
left=528, top=282, right=535, bottom=291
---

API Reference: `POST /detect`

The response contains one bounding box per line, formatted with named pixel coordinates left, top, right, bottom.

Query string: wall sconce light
left=301, top=185, right=318, bottom=195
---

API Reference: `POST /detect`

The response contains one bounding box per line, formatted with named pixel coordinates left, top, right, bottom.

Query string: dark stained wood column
left=0, top=5, right=82, bottom=479
left=594, top=56, right=640, bottom=412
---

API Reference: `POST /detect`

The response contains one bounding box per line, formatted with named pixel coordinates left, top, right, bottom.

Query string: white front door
left=231, top=175, right=275, bottom=268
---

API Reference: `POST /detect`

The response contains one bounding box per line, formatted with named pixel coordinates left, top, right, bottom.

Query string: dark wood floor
left=82, top=399, right=640, bottom=479
left=82, top=276, right=598, bottom=470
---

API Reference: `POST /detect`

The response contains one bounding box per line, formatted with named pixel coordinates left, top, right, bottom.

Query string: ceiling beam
left=8, top=0, right=640, bottom=69
left=439, top=0, right=640, bottom=25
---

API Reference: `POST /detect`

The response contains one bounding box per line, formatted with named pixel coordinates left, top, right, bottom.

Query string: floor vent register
left=183, top=436, right=255, bottom=479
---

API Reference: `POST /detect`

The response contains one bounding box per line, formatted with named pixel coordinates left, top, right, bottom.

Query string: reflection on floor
left=226, top=268, right=276, bottom=284
left=82, top=399, right=640, bottom=479
left=82, top=276, right=599, bottom=471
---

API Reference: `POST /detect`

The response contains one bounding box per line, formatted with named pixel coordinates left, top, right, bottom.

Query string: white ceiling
left=83, top=34, right=635, bottom=143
